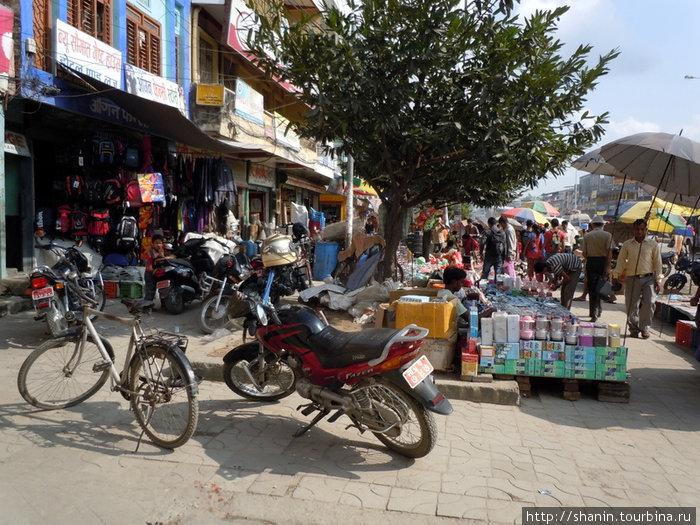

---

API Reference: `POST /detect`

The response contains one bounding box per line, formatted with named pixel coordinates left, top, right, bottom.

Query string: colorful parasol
left=521, top=200, right=560, bottom=216
left=501, top=207, right=550, bottom=225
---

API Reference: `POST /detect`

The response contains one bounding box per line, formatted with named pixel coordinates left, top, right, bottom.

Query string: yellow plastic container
left=395, top=298, right=457, bottom=338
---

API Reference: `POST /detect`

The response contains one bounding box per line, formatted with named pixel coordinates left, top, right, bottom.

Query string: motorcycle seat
left=308, top=326, right=400, bottom=369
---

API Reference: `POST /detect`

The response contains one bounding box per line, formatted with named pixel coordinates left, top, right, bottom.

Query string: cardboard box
left=389, top=288, right=440, bottom=303
left=375, top=303, right=396, bottom=329
left=395, top=298, right=458, bottom=338
left=421, top=332, right=458, bottom=371
left=461, top=354, right=479, bottom=377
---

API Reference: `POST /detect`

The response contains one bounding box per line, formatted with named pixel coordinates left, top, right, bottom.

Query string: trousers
left=624, top=274, right=655, bottom=333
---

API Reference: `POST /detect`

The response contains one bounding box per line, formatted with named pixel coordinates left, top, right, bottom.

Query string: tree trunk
left=378, top=199, right=406, bottom=281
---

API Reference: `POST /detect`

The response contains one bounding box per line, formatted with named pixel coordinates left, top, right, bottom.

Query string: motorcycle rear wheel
left=223, top=343, right=295, bottom=401
left=164, top=287, right=185, bottom=314
left=368, top=381, right=436, bottom=458
left=45, top=298, right=68, bottom=337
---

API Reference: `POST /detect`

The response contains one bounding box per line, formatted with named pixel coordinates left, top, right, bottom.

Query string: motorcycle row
left=27, top=225, right=452, bottom=458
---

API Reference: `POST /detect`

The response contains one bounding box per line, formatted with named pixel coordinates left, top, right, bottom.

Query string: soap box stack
left=478, top=342, right=627, bottom=381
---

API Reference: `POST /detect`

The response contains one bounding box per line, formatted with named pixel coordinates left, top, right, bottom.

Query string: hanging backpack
left=486, top=227, right=506, bottom=257
left=56, top=205, right=72, bottom=234
left=125, top=178, right=143, bottom=207
left=123, top=146, right=140, bottom=169
left=94, top=138, right=117, bottom=166
left=65, top=174, right=85, bottom=201
left=34, top=207, right=55, bottom=236
left=84, top=178, right=104, bottom=205
left=88, top=209, right=111, bottom=236
left=70, top=209, right=89, bottom=237
left=115, top=215, right=139, bottom=251
left=102, top=177, right=123, bottom=205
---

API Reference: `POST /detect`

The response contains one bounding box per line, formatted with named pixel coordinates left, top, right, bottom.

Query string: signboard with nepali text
left=125, top=64, right=186, bottom=114
left=55, top=19, right=122, bottom=88
left=0, top=5, right=14, bottom=91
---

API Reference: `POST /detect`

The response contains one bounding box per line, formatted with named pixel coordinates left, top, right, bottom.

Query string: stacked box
left=104, top=281, right=119, bottom=299
left=119, top=281, right=143, bottom=299
left=461, top=354, right=479, bottom=377
left=395, top=299, right=457, bottom=338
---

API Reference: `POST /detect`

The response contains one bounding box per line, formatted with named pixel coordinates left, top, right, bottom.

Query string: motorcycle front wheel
left=664, top=273, right=687, bottom=293
left=198, top=294, right=233, bottom=334
left=366, top=380, right=437, bottom=458
left=223, top=343, right=295, bottom=401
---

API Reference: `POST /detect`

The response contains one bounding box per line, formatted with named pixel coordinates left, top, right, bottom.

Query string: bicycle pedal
left=93, top=361, right=112, bottom=372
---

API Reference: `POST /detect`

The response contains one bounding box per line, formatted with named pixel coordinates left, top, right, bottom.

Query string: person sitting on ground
left=437, top=266, right=470, bottom=324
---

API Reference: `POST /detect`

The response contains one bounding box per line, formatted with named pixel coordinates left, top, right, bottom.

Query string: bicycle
left=17, top=297, right=200, bottom=449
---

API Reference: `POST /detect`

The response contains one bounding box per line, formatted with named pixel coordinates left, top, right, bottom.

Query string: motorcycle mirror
left=164, top=243, right=174, bottom=251
left=255, top=303, right=268, bottom=326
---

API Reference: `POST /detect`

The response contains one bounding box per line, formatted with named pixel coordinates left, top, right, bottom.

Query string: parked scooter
left=222, top=269, right=452, bottom=458
left=153, top=237, right=211, bottom=314
left=29, top=242, right=106, bottom=337
left=663, top=252, right=700, bottom=293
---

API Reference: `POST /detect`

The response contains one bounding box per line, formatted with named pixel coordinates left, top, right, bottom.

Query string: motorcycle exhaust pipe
left=296, top=379, right=354, bottom=411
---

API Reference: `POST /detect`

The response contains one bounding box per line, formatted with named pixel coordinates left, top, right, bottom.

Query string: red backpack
left=65, top=174, right=85, bottom=201
left=88, top=209, right=111, bottom=236
left=56, top=205, right=72, bottom=234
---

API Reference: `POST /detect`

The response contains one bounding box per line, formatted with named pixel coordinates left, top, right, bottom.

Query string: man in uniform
left=581, top=216, right=613, bottom=322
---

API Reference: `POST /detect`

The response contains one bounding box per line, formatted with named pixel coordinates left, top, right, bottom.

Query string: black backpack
left=115, top=215, right=139, bottom=251
left=486, top=228, right=506, bottom=256
left=84, top=178, right=104, bottom=205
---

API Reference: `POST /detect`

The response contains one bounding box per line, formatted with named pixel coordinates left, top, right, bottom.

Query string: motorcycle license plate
left=156, top=280, right=170, bottom=289
left=402, top=355, right=434, bottom=389
left=32, top=287, right=54, bottom=300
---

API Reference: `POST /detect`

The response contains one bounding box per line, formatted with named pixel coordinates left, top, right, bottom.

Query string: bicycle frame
left=80, top=306, right=142, bottom=390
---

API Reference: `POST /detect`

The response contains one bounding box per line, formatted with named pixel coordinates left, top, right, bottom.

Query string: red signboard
left=0, top=6, right=14, bottom=77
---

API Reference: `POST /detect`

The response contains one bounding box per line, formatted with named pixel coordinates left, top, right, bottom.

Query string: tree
left=249, top=0, right=618, bottom=278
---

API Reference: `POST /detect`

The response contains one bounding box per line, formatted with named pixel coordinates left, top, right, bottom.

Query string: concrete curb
left=190, top=361, right=521, bottom=406
left=0, top=297, right=33, bottom=318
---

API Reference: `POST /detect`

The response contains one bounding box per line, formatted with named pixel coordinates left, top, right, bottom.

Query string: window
left=198, top=32, right=218, bottom=84
left=126, top=5, right=161, bottom=75
left=67, top=0, right=112, bottom=44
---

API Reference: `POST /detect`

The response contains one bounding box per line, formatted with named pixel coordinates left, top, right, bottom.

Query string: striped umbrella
left=604, top=201, right=693, bottom=235
left=501, top=207, right=550, bottom=225
left=522, top=200, right=560, bottom=216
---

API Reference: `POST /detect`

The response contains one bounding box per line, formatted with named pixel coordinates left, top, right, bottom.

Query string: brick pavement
left=0, top=295, right=699, bottom=524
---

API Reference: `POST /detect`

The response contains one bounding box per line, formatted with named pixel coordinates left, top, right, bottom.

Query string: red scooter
left=222, top=269, right=452, bottom=458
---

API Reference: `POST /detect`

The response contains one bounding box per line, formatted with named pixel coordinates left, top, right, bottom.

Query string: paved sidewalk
left=0, top=296, right=699, bottom=524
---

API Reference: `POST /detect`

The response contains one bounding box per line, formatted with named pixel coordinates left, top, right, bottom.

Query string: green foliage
left=249, top=0, right=617, bottom=211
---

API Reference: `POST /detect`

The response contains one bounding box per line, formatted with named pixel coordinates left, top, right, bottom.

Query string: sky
left=515, top=0, right=700, bottom=197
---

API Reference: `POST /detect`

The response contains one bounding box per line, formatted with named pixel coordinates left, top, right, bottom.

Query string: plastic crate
left=103, top=281, right=119, bottom=299
left=119, top=281, right=143, bottom=299
left=675, top=320, right=694, bottom=347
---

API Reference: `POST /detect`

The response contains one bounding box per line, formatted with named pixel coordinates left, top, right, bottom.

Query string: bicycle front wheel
left=129, top=342, right=199, bottom=449
left=18, top=335, right=114, bottom=410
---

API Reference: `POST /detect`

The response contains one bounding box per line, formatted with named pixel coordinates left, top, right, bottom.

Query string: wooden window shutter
left=33, top=0, right=52, bottom=70
left=150, top=34, right=161, bottom=76
left=126, top=18, right=137, bottom=65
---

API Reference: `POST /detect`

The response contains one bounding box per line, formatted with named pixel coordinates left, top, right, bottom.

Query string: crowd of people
left=420, top=213, right=671, bottom=341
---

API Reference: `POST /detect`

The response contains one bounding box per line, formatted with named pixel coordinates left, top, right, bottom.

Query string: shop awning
left=62, top=66, right=254, bottom=155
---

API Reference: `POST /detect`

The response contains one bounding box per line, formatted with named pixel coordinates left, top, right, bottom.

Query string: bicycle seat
left=121, top=298, right=155, bottom=314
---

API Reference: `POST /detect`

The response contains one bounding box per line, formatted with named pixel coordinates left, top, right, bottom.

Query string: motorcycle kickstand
left=293, top=405, right=330, bottom=438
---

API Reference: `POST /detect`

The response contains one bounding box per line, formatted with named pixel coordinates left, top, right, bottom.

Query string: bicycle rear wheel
left=18, top=335, right=114, bottom=410
left=129, top=342, right=199, bottom=449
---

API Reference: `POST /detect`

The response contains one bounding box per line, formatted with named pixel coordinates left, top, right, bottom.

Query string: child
left=144, top=234, right=174, bottom=302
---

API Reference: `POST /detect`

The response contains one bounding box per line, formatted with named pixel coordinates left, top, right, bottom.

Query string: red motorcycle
left=222, top=269, right=452, bottom=458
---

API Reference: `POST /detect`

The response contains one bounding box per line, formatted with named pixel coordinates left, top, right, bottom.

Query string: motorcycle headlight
left=62, top=267, right=78, bottom=280
left=255, top=303, right=268, bottom=326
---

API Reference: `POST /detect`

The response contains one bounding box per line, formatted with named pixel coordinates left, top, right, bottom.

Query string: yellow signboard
left=196, top=84, right=225, bottom=106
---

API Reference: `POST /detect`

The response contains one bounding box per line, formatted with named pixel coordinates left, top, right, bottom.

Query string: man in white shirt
left=611, top=219, right=662, bottom=339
